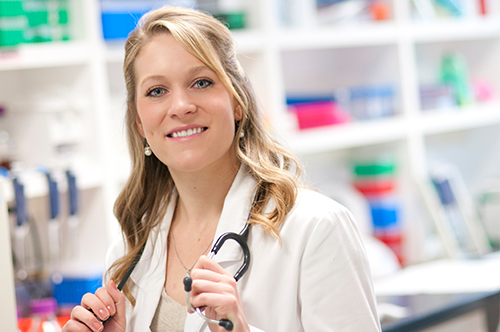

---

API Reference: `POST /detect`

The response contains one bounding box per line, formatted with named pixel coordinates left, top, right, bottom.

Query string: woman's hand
left=189, top=256, right=250, bottom=332
left=62, top=280, right=126, bottom=332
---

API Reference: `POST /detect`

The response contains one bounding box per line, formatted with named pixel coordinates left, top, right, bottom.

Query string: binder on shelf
left=427, top=163, right=491, bottom=258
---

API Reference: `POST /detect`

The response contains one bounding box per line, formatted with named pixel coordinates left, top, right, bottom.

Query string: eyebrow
left=139, top=65, right=212, bottom=89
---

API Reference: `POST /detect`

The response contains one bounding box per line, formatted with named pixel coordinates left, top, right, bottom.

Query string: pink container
left=290, top=101, right=350, bottom=130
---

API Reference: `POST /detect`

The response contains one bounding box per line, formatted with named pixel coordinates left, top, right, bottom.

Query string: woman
left=63, top=6, right=380, bottom=332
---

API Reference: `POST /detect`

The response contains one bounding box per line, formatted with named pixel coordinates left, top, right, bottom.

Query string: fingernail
left=93, top=321, right=103, bottom=331
left=107, top=305, right=115, bottom=316
left=98, top=308, right=109, bottom=320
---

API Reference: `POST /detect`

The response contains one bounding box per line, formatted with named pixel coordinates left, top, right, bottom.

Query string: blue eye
left=147, top=87, right=164, bottom=97
left=194, top=79, right=213, bottom=89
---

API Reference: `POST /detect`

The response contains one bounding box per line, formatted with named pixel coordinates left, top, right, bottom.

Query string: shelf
left=0, top=42, right=90, bottom=71
left=286, top=116, right=408, bottom=155
left=411, top=16, right=500, bottom=43
left=277, top=22, right=399, bottom=50
left=421, top=101, right=500, bottom=135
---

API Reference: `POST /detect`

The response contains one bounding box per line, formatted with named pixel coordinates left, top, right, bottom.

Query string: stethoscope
left=96, top=191, right=260, bottom=330
left=183, top=221, right=251, bottom=331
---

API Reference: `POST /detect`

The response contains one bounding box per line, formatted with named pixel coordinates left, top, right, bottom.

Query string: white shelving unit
left=1, top=1, right=500, bottom=302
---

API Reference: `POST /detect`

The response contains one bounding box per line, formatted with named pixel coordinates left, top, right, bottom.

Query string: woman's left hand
left=189, top=255, right=250, bottom=332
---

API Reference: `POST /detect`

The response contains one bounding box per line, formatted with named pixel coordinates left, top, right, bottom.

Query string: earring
left=236, top=120, right=244, bottom=138
left=144, top=143, right=152, bottom=156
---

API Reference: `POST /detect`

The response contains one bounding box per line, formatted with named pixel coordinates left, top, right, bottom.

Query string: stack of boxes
left=24, top=0, right=70, bottom=44
left=0, top=0, right=70, bottom=49
left=0, top=1, right=25, bottom=48
left=352, top=157, right=404, bottom=265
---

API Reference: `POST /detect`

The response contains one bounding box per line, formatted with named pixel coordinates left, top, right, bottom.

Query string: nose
left=168, top=89, right=196, bottom=119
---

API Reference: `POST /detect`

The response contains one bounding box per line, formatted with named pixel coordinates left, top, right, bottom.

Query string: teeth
left=171, top=127, right=204, bottom=138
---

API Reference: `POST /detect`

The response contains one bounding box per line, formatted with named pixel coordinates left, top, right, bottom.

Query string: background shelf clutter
left=1, top=0, right=500, bottom=330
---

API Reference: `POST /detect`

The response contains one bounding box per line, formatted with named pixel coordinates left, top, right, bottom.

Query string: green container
left=22, top=0, right=70, bottom=43
left=53, top=0, right=70, bottom=41
left=0, top=1, right=26, bottom=48
left=353, top=158, right=397, bottom=178
left=0, top=1, right=24, bottom=17
left=214, top=12, right=246, bottom=30
left=23, top=0, right=50, bottom=43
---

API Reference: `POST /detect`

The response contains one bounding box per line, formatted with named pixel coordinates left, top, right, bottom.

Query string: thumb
left=106, top=280, right=127, bottom=325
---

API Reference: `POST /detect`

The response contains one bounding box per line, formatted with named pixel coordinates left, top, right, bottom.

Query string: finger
left=82, top=287, right=112, bottom=321
left=190, top=286, right=238, bottom=309
left=62, top=318, right=93, bottom=332
left=193, top=255, right=231, bottom=276
left=95, top=286, right=116, bottom=318
left=81, top=292, right=109, bottom=322
left=190, top=277, right=235, bottom=297
left=190, top=257, right=234, bottom=285
left=69, top=305, right=104, bottom=332
left=106, top=279, right=127, bottom=324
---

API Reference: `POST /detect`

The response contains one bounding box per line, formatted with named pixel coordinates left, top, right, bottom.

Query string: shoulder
left=282, top=188, right=365, bottom=249
left=290, top=188, right=354, bottom=224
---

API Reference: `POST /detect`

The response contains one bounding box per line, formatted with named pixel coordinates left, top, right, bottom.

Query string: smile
left=168, top=127, right=207, bottom=138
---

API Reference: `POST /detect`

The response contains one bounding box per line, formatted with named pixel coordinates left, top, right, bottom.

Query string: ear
left=136, top=115, right=145, bottom=137
left=234, top=104, right=243, bottom=121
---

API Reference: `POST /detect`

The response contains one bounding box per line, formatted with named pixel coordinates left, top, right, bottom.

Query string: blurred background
left=0, top=0, right=499, bottom=331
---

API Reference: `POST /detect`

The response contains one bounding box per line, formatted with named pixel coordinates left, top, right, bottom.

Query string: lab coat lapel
left=185, top=310, right=208, bottom=331
left=211, top=166, right=256, bottom=271
left=128, top=192, right=177, bottom=332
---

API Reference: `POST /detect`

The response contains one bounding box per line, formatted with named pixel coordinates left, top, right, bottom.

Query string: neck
left=169, top=159, right=241, bottom=228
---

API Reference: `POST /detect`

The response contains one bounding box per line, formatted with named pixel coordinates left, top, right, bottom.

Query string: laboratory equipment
left=25, top=297, right=64, bottom=332
left=13, top=177, right=29, bottom=280
left=45, top=171, right=62, bottom=284
left=66, top=169, right=79, bottom=259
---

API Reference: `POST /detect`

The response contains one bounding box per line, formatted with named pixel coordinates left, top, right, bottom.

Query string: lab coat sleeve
left=299, top=204, right=381, bottom=331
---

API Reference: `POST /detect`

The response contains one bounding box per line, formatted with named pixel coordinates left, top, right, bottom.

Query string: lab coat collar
left=127, top=191, right=177, bottom=331
left=129, top=190, right=177, bottom=291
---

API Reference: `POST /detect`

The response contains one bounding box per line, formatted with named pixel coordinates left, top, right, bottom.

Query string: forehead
left=135, top=33, right=205, bottom=75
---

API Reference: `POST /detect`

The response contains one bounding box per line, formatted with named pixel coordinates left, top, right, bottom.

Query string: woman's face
left=134, top=33, right=242, bottom=175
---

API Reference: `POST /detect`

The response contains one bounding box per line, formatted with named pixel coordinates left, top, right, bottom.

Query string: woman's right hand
left=62, top=280, right=126, bottom=332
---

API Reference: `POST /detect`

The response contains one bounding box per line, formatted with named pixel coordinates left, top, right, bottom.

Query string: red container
left=374, top=230, right=404, bottom=265
left=353, top=178, right=395, bottom=196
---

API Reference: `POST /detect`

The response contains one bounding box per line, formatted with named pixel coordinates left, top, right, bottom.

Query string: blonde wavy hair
left=108, top=6, right=302, bottom=305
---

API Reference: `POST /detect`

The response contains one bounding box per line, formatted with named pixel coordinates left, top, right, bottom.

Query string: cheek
left=136, top=101, right=158, bottom=132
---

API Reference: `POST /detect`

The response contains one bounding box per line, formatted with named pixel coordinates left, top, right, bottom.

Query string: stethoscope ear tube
left=209, top=223, right=251, bottom=282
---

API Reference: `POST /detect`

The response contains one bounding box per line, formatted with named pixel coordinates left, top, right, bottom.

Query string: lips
left=167, top=126, right=207, bottom=138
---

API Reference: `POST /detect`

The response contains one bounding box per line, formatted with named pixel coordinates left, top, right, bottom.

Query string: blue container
left=101, top=9, right=149, bottom=40
left=53, top=275, right=103, bottom=305
left=100, top=1, right=197, bottom=40
left=369, top=199, right=400, bottom=230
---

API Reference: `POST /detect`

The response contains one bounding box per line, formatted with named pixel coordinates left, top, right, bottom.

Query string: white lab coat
left=105, top=166, right=381, bottom=331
